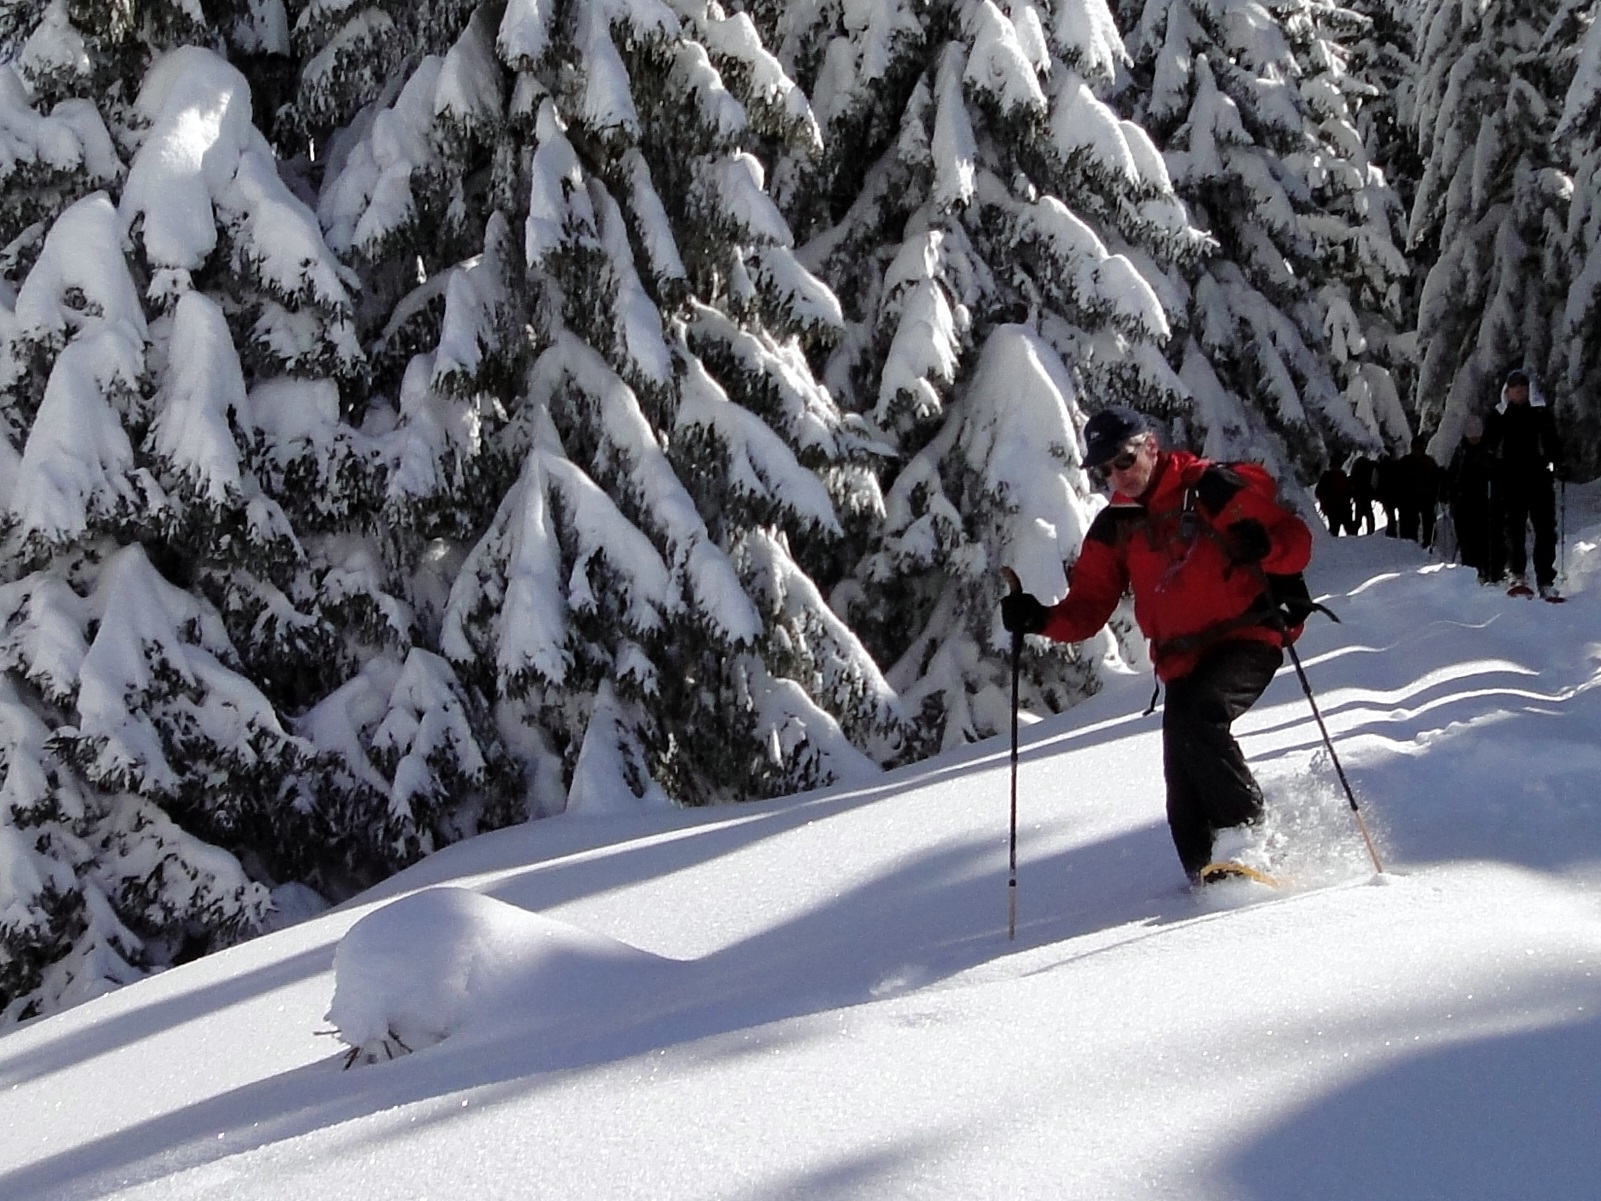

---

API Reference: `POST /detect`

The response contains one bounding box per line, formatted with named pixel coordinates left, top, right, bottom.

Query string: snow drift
left=327, top=885, right=682, bottom=1063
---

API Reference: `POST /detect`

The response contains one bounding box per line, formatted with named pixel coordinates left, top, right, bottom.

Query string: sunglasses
left=1090, top=444, right=1143, bottom=486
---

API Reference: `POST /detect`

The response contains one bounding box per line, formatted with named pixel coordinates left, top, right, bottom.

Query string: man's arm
left=1038, top=514, right=1130, bottom=644
left=1542, top=409, right=1567, bottom=477
left=1482, top=411, right=1504, bottom=458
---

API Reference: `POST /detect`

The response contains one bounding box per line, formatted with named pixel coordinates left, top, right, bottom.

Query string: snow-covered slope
left=3, top=502, right=1600, bottom=1200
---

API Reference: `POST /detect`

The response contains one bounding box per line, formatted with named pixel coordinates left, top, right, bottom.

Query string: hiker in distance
left=1314, top=462, right=1356, bottom=535
left=1348, top=452, right=1379, bottom=534
left=1484, top=367, right=1566, bottom=600
left=1396, top=434, right=1443, bottom=549
left=1445, top=414, right=1503, bottom=584
left=1000, top=408, right=1314, bottom=885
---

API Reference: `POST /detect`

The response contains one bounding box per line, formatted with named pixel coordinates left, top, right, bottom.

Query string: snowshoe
left=1507, top=580, right=1534, bottom=598
left=1197, top=861, right=1282, bottom=888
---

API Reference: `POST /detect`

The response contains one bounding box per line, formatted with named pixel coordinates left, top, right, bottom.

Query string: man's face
left=1099, top=432, right=1160, bottom=497
left=1507, top=380, right=1530, bottom=405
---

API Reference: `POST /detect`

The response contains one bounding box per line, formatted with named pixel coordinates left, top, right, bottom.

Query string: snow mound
left=327, top=887, right=679, bottom=1064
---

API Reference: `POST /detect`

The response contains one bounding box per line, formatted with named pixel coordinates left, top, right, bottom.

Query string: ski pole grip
left=1001, top=566, right=1022, bottom=595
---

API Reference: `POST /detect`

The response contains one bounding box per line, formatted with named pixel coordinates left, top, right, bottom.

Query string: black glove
left=1226, top=518, right=1271, bottom=564
left=1000, top=591, right=1048, bottom=635
left=1552, top=462, right=1569, bottom=482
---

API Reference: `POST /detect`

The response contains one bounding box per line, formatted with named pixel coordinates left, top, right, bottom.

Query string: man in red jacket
left=1001, top=407, right=1313, bottom=883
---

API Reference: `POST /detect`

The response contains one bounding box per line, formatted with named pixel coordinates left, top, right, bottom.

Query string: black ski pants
left=1501, top=477, right=1557, bottom=588
left=1161, top=640, right=1283, bottom=877
left=1453, top=500, right=1502, bottom=581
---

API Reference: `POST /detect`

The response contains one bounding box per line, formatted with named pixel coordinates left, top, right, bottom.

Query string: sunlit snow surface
left=3, top=495, right=1600, bottom=1200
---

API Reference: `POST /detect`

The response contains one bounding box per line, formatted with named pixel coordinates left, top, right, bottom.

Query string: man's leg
left=1502, top=490, right=1531, bottom=581
left=1530, top=482, right=1558, bottom=588
left=1455, top=509, right=1482, bottom=571
left=1161, top=642, right=1285, bottom=878
left=1161, top=740, right=1210, bottom=878
left=1485, top=498, right=1506, bottom=581
left=1398, top=504, right=1419, bottom=541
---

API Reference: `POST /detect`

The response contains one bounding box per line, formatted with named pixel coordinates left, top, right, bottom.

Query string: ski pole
left=1285, top=641, right=1384, bottom=874
left=1001, top=567, right=1024, bottom=941
left=1559, top=479, right=1567, bottom=583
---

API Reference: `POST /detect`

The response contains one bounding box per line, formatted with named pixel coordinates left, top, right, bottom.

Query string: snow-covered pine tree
left=1342, top=0, right=1423, bottom=414
left=1116, top=0, right=1410, bottom=470
left=289, top=0, right=481, bottom=151
left=1407, top=0, right=1575, bottom=447
left=771, top=0, right=1203, bottom=746
left=121, top=45, right=522, bottom=879
left=0, top=672, right=151, bottom=1022
left=865, top=322, right=1138, bottom=748
left=0, top=190, right=277, bottom=1018
left=1549, top=0, right=1601, bottom=476
left=0, top=10, right=517, bottom=1017
left=0, top=47, right=284, bottom=1012
left=1344, top=0, right=1421, bottom=231
left=302, top=0, right=907, bottom=811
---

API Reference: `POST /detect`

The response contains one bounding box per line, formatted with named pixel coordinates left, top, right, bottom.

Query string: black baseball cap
left=1505, top=368, right=1530, bottom=385
left=1083, top=406, right=1151, bottom=469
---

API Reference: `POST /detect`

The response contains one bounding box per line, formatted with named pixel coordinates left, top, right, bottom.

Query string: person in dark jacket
left=1375, top=452, right=1404, bottom=536
left=1396, top=435, right=1443, bottom=548
left=1315, top=465, right=1355, bottom=535
left=1348, top=454, right=1379, bottom=534
left=1000, top=407, right=1313, bottom=884
left=1484, top=368, right=1566, bottom=599
left=1445, top=414, right=1502, bottom=583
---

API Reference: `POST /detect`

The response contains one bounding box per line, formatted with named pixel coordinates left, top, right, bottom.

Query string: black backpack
left=1189, top=460, right=1341, bottom=636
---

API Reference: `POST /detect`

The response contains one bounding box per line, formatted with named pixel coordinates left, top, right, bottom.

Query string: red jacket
left=1041, top=451, right=1313, bottom=681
